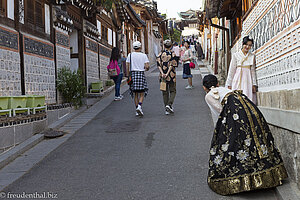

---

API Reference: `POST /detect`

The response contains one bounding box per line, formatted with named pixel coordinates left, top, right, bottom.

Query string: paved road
left=3, top=68, right=278, bottom=200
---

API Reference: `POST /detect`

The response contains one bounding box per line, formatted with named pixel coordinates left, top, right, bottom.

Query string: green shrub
left=56, top=67, right=85, bottom=107
left=106, top=80, right=114, bottom=87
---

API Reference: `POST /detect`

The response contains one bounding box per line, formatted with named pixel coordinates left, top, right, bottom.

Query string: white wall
left=113, top=31, right=116, bottom=47
left=97, top=20, right=101, bottom=40
left=108, top=28, right=112, bottom=45
left=7, top=0, right=14, bottom=20
left=45, top=4, right=51, bottom=35
left=70, top=30, right=78, bottom=54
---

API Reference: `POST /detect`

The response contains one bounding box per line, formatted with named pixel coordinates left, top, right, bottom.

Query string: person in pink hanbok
left=225, top=36, right=258, bottom=103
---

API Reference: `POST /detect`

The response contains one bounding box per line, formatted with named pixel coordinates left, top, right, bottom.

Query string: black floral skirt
left=207, top=91, right=288, bottom=195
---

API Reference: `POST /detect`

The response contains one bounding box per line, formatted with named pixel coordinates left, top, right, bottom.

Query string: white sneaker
left=136, top=105, right=144, bottom=116
left=165, top=105, right=174, bottom=113
left=165, top=111, right=170, bottom=115
left=114, top=96, right=121, bottom=101
left=119, top=95, right=124, bottom=99
left=185, top=85, right=192, bottom=90
left=136, top=112, right=139, bottom=116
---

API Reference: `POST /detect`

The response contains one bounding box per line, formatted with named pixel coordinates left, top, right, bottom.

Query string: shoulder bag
left=127, top=53, right=133, bottom=85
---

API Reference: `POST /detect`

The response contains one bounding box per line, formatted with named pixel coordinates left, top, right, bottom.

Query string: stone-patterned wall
left=23, top=35, right=56, bottom=104
left=243, top=0, right=300, bottom=92
left=270, top=125, right=300, bottom=188
left=0, top=26, right=21, bottom=96
left=56, top=30, right=71, bottom=70
left=241, top=0, right=300, bottom=190
left=99, top=44, right=111, bottom=81
left=85, top=38, right=100, bottom=88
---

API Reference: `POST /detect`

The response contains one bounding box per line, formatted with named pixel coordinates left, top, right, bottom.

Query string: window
left=25, top=0, right=45, bottom=31
left=0, top=0, right=7, bottom=17
left=101, top=25, right=108, bottom=42
left=243, top=0, right=255, bottom=15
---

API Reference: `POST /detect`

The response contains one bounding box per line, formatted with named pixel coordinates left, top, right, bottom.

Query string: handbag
left=127, top=53, right=133, bottom=85
left=107, top=60, right=119, bottom=77
left=160, top=79, right=167, bottom=91
left=189, top=62, right=196, bottom=68
left=188, top=49, right=196, bottom=69
left=108, top=68, right=118, bottom=77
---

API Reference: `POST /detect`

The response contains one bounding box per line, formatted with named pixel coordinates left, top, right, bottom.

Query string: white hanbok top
left=225, top=50, right=257, bottom=102
left=205, top=87, right=232, bottom=125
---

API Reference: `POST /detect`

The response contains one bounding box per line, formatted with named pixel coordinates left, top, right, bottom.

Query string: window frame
left=25, top=0, right=45, bottom=32
left=0, top=0, right=7, bottom=17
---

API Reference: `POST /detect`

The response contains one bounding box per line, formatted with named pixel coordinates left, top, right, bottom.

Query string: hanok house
left=0, top=0, right=55, bottom=104
left=118, top=0, right=146, bottom=57
left=205, top=0, right=300, bottom=189
left=53, top=0, right=120, bottom=93
left=123, top=0, right=167, bottom=65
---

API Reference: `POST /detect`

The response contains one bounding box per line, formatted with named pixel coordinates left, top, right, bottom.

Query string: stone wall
left=23, top=35, right=56, bottom=104
left=0, top=26, right=21, bottom=96
left=85, top=38, right=100, bottom=89
left=243, top=0, right=300, bottom=190
left=99, top=44, right=111, bottom=81
left=56, top=30, right=71, bottom=70
left=269, top=125, right=300, bottom=189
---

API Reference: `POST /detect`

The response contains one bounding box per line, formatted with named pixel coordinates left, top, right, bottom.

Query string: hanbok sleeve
left=205, top=94, right=223, bottom=114
left=225, top=54, right=237, bottom=87
left=251, top=55, right=258, bottom=86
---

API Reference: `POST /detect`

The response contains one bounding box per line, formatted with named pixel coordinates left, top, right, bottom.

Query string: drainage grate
left=44, top=129, right=65, bottom=138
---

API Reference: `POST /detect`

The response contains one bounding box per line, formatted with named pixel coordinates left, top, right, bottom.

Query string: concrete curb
left=275, top=179, right=300, bottom=200
left=0, top=134, right=44, bottom=170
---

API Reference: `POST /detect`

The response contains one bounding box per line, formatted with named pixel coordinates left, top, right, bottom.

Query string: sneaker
left=165, top=111, right=170, bottom=115
left=136, top=105, right=144, bottom=116
left=136, top=112, right=139, bottom=116
left=185, top=85, right=193, bottom=90
left=119, top=95, right=124, bottom=99
left=165, top=105, right=174, bottom=113
left=114, top=96, right=121, bottom=101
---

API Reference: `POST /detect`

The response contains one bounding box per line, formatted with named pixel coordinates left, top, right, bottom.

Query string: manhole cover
left=44, top=129, right=65, bottom=138
left=105, top=120, right=141, bottom=133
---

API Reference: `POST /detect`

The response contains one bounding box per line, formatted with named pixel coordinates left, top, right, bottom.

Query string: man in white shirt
left=126, top=41, right=150, bottom=116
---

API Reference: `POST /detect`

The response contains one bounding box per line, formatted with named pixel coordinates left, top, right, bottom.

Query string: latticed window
left=101, top=25, right=108, bottom=42
left=243, top=0, right=256, bottom=14
left=25, top=0, right=45, bottom=30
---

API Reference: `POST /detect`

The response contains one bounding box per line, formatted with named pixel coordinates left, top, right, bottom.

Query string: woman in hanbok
left=225, top=36, right=257, bottom=103
left=203, top=74, right=288, bottom=195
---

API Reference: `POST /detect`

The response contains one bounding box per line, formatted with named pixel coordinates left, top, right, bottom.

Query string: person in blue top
left=110, top=47, right=126, bottom=101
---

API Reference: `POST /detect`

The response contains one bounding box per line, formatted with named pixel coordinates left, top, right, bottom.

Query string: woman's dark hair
left=203, top=74, right=218, bottom=89
left=110, top=47, right=120, bottom=61
left=242, top=36, right=254, bottom=45
left=184, top=40, right=190, bottom=46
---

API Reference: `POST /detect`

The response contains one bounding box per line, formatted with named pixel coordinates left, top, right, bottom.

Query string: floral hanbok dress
left=225, top=50, right=257, bottom=103
left=205, top=87, right=288, bottom=195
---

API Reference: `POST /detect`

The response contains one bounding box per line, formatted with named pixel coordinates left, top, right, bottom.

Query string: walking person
left=196, top=42, right=204, bottom=61
left=203, top=74, right=288, bottom=195
left=126, top=41, right=150, bottom=116
left=172, top=42, right=180, bottom=65
left=157, top=40, right=178, bottom=115
left=225, top=36, right=257, bottom=103
left=107, top=47, right=126, bottom=101
left=182, top=41, right=194, bottom=89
